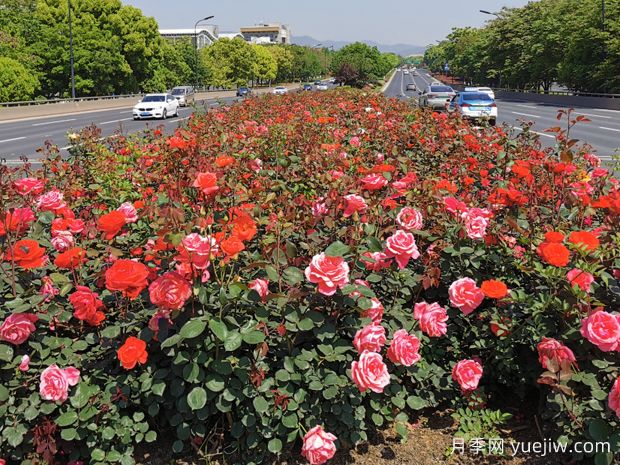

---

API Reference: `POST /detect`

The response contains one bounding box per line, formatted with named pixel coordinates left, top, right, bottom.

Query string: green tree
left=330, top=42, right=384, bottom=87
left=268, top=45, right=294, bottom=82
left=0, top=56, right=39, bottom=101
left=202, top=37, right=256, bottom=88
left=251, top=45, right=277, bottom=85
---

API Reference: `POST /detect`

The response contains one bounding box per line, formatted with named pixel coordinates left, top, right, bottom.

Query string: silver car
left=419, top=85, right=456, bottom=110
left=170, top=86, right=195, bottom=107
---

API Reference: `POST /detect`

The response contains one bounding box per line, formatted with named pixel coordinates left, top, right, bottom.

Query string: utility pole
left=68, top=0, right=76, bottom=99
left=194, top=16, right=215, bottom=89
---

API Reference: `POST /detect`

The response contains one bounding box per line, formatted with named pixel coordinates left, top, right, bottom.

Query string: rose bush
left=0, top=90, right=619, bottom=465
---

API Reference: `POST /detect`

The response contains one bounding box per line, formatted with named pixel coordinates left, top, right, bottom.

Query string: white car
left=403, top=70, right=410, bottom=75
left=273, top=86, right=288, bottom=95
left=133, top=93, right=179, bottom=120
left=464, top=86, right=495, bottom=100
left=317, top=84, right=328, bottom=91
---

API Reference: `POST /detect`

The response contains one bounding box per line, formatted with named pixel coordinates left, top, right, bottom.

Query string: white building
left=240, top=23, right=291, bottom=45
left=218, top=32, right=245, bottom=41
left=159, top=26, right=219, bottom=49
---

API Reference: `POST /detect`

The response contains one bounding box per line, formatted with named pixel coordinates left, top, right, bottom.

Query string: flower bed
left=1, top=90, right=619, bottom=465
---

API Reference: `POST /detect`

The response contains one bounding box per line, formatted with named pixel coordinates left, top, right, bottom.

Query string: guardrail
left=0, top=93, right=145, bottom=108
left=492, top=88, right=620, bottom=99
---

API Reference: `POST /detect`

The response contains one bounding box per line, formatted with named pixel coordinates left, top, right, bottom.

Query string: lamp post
left=194, top=15, right=215, bottom=89
left=324, top=46, right=334, bottom=77
left=67, top=0, right=76, bottom=99
left=479, top=9, right=500, bottom=17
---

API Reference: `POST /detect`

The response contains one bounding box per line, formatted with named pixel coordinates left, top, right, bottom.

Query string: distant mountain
left=292, top=35, right=425, bottom=56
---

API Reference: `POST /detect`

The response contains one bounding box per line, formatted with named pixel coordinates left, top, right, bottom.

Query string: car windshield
left=142, top=95, right=165, bottom=102
left=239, top=87, right=248, bottom=91
left=171, top=89, right=186, bottom=95
left=430, top=86, right=453, bottom=93
left=477, top=88, right=492, bottom=92
left=462, top=93, right=493, bottom=101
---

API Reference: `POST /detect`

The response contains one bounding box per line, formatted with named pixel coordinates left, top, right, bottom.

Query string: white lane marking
left=0, top=136, right=26, bottom=143
left=1, top=159, right=40, bottom=165
left=100, top=117, right=133, bottom=125
left=511, top=111, right=541, bottom=118
left=599, top=126, right=620, bottom=132
left=511, top=127, right=555, bottom=138
left=514, top=104, right=536, bottom=108
left=177, top=116, right=191, bottom=122
left=120, top=111, right=133, bottom=114
left=596, top=109, right=620, bottom=113
left=32, top=118, right=76, bottom=127
left=575, top=112, right=612, bottom=119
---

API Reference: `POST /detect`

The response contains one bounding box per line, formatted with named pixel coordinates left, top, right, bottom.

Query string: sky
left=121, top=0, right=530, bottom=46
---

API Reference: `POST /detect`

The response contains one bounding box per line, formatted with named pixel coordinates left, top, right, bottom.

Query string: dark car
left=236, top=87, right=252, bottom=97
left=303, top=84, right=313, bottom=91
left=314, top=81, right=322, bottom=86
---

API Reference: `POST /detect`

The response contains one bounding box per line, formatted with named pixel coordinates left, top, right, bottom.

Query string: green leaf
left=0, top=384, right=9, bottom=402
left=282, top=413, right=298, bottom=429
left=91, top=449, right=106, bottom=461
left=268, top=438, right=283, bottom=453
left=56, top=411, right=78, bottom=427
left=589, top=419, right=611, bottom=441
left=283, top=267, right=304, bottom=285
left=297, top=318, right=314, bottom=331
left=594, top=452, right=614, bottom=465
left=61, top=428, right=77, bottom=441
left=224, top=331, right=242, bottom=351
left=101, top=325, right=121, bottom=339
left=253, top=396, right=269, bottom=413
left=205, top=373, right=226, bottom=392
left=179, top=319, right=207, bottom=339
left=242, top=330, right=265, bottom=345
left=187, top=387, right=207, bottom=411
left=406, top=396, right=426, bottom=410
left=0, top=344, right=14, bottom=362
left=325, top=241, right=350, bottom=257
left=209, top=319, right=228, bottom=341
left=4, top=425, right=25, bottom=447
left=160, top=334, right=182, bottom=349
left=145, top=430, right=157, bottom=443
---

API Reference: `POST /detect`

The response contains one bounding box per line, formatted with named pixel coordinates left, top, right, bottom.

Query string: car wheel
left=161, top=109, right=167, bottom=120
left=174, top=106, right=179, bottom=117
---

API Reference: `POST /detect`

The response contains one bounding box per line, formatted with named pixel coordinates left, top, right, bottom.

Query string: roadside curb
left=381, top=69, right=398, bottom=94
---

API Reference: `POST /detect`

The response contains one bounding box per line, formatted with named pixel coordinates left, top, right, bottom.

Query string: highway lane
left=384, top=69, right=620, bottom=161
left=0, top=95, right=240, bottom=165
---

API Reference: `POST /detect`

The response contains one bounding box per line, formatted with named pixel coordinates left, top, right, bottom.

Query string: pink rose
left=249, top=278, right=269, bottom=300
left=580, top=311, right=620, bottom=352
left=149, top=272, right=192, bottom=310
left=312, top=198, right=329, bottom=218
left=148, top=309, right=173, bottom=336
left=537, top=337, right=576, bottom=371
left=40, top=276, right=59, bottom=303
left=19, top=354, right=30, bottom=372
left=361, top=173, right=388, bottom=191
left=117, top=202, right=138, bottom=223
left=392, top=172, right=417, bottom=191
left=385, top=230, right=420, bottom=269
left=305, top=253, right=350, bottom=296
left=567, top=269, right=595, bottom=292
left=361, top=251, right=390, bottom=271
left=348, top=279, right=370, bottom=298
left=353, top=323, right=386, bottom=353
left=396, top=207, right=423, bottom=231
left=351, top=350, right=390, bottom=393
left=301, top=425, right=337, bottom=465
left=414, top=302, right=448, bottom=337
left=51, top=230, right=74, bottom=252
left=609, top=378, right=620, bottom=419
left=349, top=136, right=361, bottom=147
left=449, top=278, right=484, bottom=315
left=0, top=313, right=38, bottom=345
left=387, top=329, right=421, bottom=366
left=36, top=190, right=66, bottom=212
left=361, top=297, right=384, bottom=324
left=343, top=194, right=368, bottom=218
left=452, top=359, right=483, bottom=392
left=13, top=177, right=45, bottom=196
left=39, top=364, right=80, bottom=402
left=461, top=208, right=492, bottom=240
left=176, top=233, right=218, bottom=269
left=249, top=158, right=263, bottom=172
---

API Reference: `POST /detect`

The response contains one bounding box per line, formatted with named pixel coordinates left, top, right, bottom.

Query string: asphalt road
left=0, top=95, right=240, bottom=165
left=385, top=69, right=620, bottom=162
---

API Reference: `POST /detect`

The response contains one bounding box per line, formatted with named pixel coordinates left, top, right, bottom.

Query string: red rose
left=13, top=177, right=45, bottom=196
left=566, top=269, right=595, bottom=292
left=5, top=239, right=47, bottom=269
left=568, top=231, right=600, bottom=252
left=360, top=173, right=388, bottom=191
left=97, top=211, right=126, bottom=240
left=537, top=241, right=570, bottom=267
left=149, top=272, right=192, bottom=310
left=105, top=259, right=150, bottom=299
left=220, top=236, right=245, bottom=257
left=480, top=280, right=509, bottom=299
left=54, top=247, right=87, bottom=269
left=117, top=336, right=148, bottom=369
left=0, top=208, right=35, bottom=236
left=193, top=172, right=219, bottom=195
left=69, top=286, right=105, bottom=326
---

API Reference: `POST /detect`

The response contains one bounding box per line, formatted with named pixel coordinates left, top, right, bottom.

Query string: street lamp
left=479, top=9, right=500, bottom=17
left=194, top=15, right=215, bottom=89
left=67, top=0, right=76, bottom=99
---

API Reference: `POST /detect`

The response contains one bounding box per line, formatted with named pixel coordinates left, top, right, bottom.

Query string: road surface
left=0, top=96, right=239, bottom=165
left=384, top=69, right=620, bottom=163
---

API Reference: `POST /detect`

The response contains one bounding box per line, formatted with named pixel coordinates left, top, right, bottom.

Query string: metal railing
left=493, top=88, right=620, bottom=99
left=0, top=93, right=146, bottom=108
